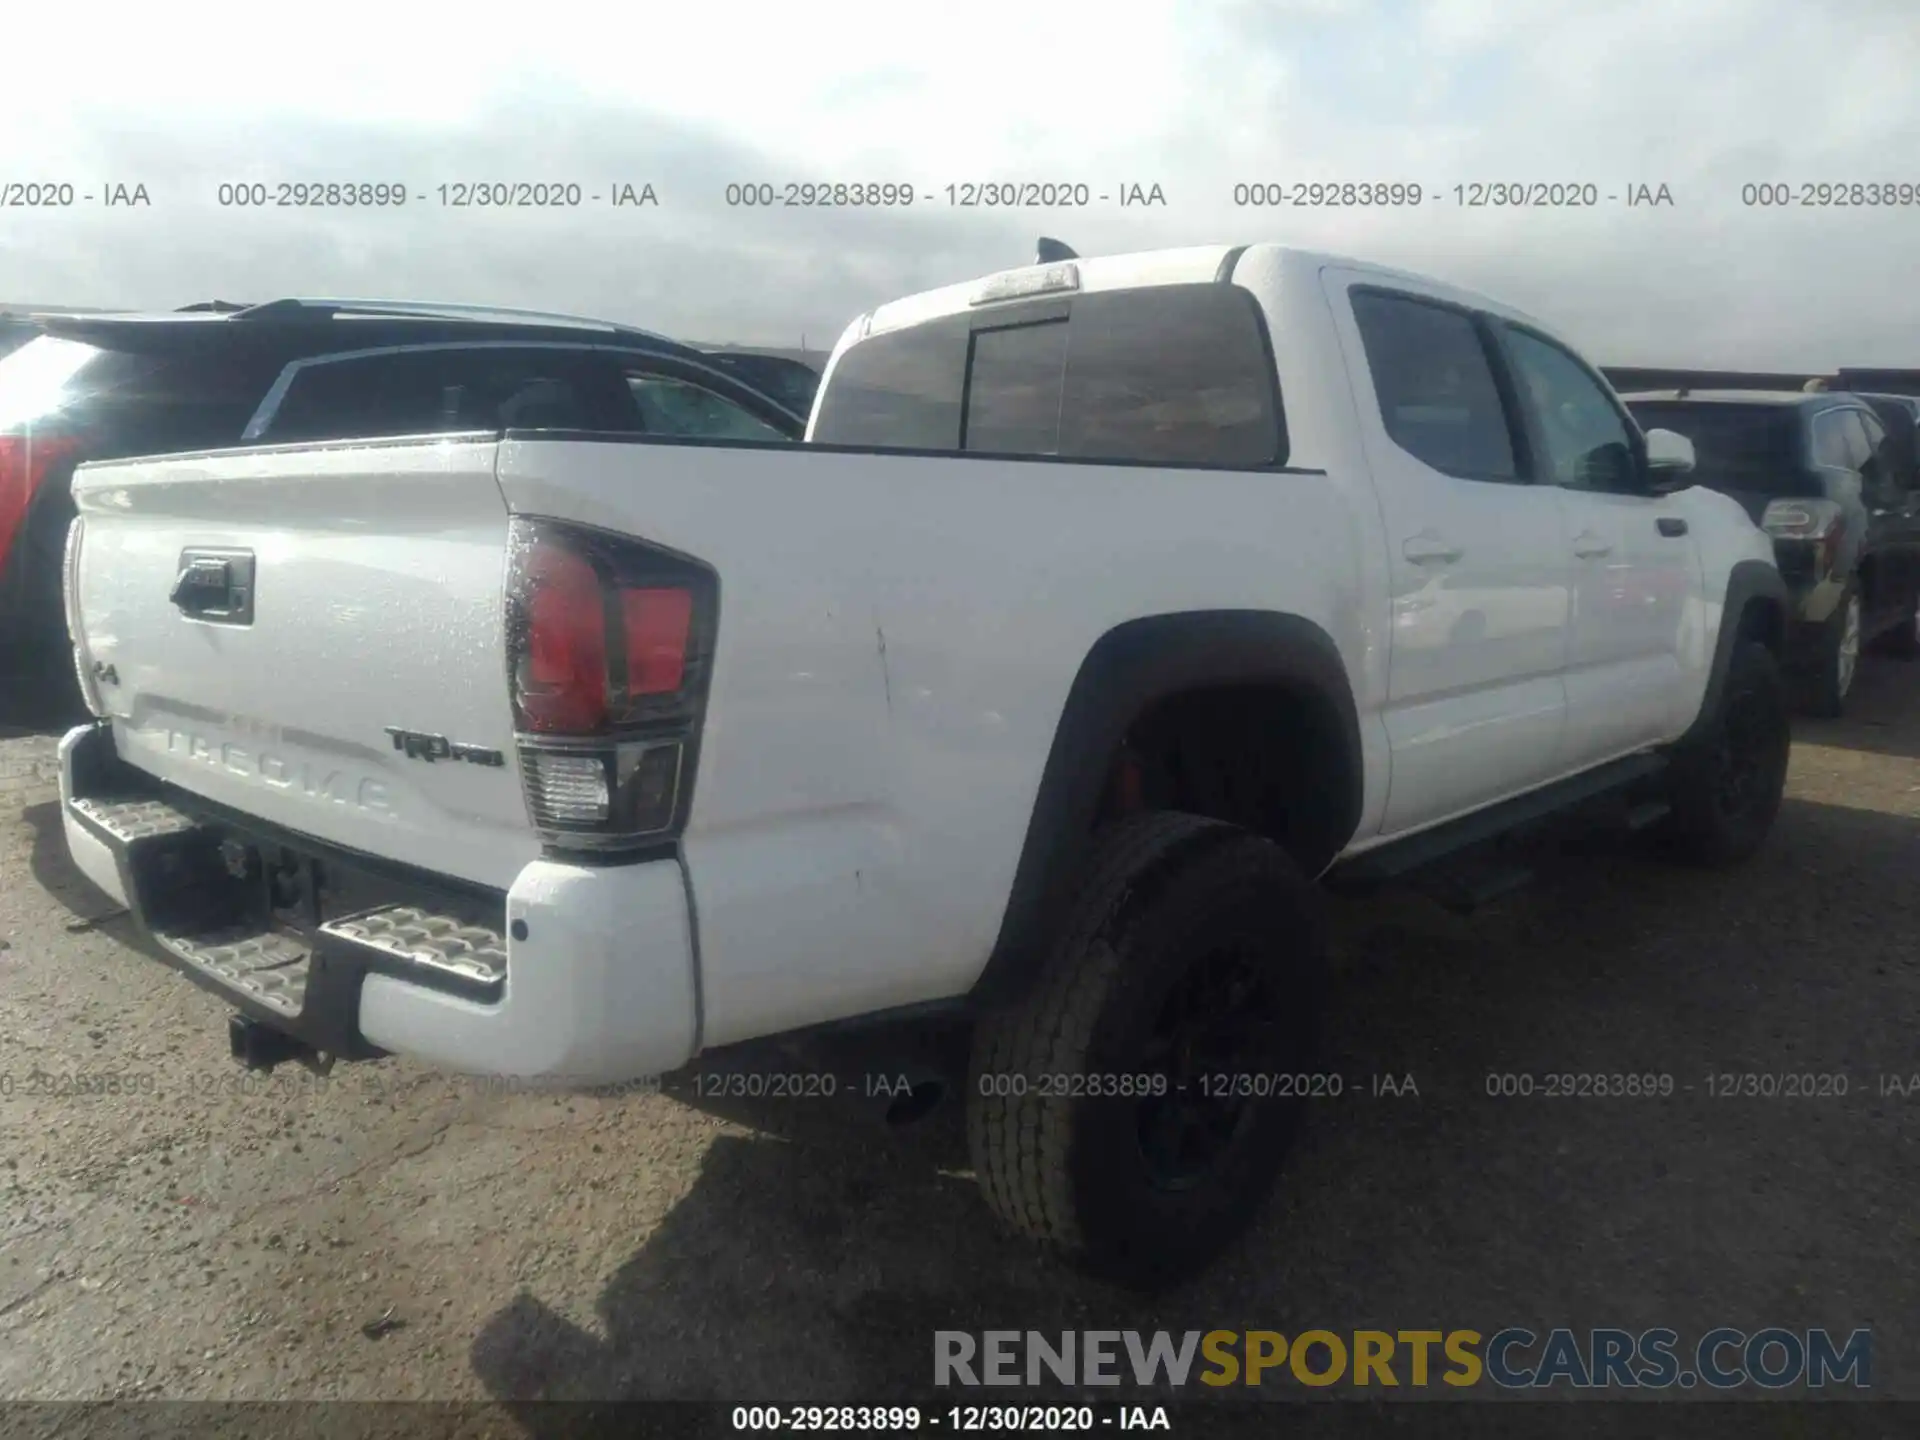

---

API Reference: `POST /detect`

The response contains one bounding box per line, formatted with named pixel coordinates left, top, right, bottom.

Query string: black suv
left=1623, top=389, right=1920, bottom=715
left=1859, top=393, right=1920, bottom=490
left=0, top=300, right=806, bottom=684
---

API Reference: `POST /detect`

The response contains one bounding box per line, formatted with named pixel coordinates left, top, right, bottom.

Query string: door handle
left=1402, top=533, right=1462, bottom=565
left=1572, top=532, right=1613, bottom=559
left=1657, top=517, right=1689, bottom=537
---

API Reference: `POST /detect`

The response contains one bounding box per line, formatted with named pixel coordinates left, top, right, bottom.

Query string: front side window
left=1349, top=291, right=1516, bottom=482
left=1499, top=326, right=1638, bottom=493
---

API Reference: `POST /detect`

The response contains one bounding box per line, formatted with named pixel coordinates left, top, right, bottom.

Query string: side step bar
left=1329, top=751, right=1671, bottom=891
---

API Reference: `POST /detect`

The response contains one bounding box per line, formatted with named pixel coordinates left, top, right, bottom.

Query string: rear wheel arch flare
left=971, top=610, right=1362, bottom=1007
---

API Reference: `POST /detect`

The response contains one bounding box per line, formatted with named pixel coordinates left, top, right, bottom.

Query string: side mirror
left=1643, top=427, right=1695, bottom=494
left=1644, top=427, right=1695, bottom=475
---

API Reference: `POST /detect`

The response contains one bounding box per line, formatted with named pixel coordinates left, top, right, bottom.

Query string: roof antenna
left=1035, top=237, right=1078, bottom=263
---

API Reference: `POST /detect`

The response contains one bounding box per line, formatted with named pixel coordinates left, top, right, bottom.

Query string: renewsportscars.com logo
left=934, top=1328, right=1872, bottom=1391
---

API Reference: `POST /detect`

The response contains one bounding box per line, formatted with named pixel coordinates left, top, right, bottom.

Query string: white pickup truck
left=56, top=243, right=1790, bottom=1287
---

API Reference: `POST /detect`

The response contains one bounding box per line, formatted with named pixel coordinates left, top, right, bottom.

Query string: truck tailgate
left=69, top=437, right=538, bottom=890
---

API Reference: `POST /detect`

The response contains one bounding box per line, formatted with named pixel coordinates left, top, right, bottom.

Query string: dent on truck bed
left=970, top=609, right=1361, bottom=1008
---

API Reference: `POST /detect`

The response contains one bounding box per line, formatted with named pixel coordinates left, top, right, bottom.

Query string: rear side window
left=626, top=373, right=790, bottom=442
left=811, top=284, right=1284, bottom=467
left=1864, top=399, right=1919, bottom=486
left=0, top=337, right=104, bottom=431
left=1846, top=409, right=1882, bottom=471
left=261, top=347, right=606, bottom=443
left=1348, top=291, right=1516, bottom=482
left=1, top=337, right=283, bottom=454
left=1810, top=410, right=1856, bottom=471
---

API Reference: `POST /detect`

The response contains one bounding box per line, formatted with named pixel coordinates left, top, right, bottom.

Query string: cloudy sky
left=2, top=0, right=1915, bottom=367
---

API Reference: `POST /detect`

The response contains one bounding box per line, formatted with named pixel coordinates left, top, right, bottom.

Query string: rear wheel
left=967, top=812, right=1327, bottom=1290
left=1802, top=584, right=1861, bottom=717
left=1655, top=640, right=1791, bottom=866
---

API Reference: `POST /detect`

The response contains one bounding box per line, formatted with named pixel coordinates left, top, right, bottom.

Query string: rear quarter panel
left=496, top=433, right=1375, bottom=1046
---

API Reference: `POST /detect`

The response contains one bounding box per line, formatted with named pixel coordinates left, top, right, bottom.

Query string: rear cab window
left=810, top=283, right=1286, bottom=468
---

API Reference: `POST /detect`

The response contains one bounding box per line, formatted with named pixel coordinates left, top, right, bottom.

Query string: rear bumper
left=59, top=721, right=699, bottom=1085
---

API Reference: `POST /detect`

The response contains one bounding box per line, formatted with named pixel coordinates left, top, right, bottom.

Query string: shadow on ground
left=467, top=793, right=1920, bottom=1404
left=1795, top=655, right=1920, bottom=761
left=0, top=659, right=83, bottom=739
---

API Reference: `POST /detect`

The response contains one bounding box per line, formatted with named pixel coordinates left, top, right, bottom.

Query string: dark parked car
left=0, top=299, right=806, bottom=686
left=1859, top=393, right=1920, bottom=491
left=1623, top=389, right=1920, bottom=715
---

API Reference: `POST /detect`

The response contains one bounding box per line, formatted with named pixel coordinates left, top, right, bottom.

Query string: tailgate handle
left=170, top=549, right=256, bottom=625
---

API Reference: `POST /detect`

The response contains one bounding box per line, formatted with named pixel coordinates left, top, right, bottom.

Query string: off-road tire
left=967, top=811, right=1327, bottom=1291
left=1655, top=641, right=1791, bottom=867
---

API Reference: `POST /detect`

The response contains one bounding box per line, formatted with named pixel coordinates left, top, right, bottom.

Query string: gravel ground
left=2, top=658, right=1918, bottom=1406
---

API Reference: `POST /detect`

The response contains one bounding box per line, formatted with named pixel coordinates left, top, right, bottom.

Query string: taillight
left=0, top=431, right=80, bottom=582
left=504, top=518, right=717, bottom=852
left=518, top=541, right=608, bottom=733
left=1760, top=498, right=1845, bottom=575
left=621, top=588, right=693, bottom=695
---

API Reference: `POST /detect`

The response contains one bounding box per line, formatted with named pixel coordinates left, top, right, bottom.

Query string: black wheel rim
left=1713, top=684, right=1786, bottom=822
left=1134, top=940, right=1284, bottom=1190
